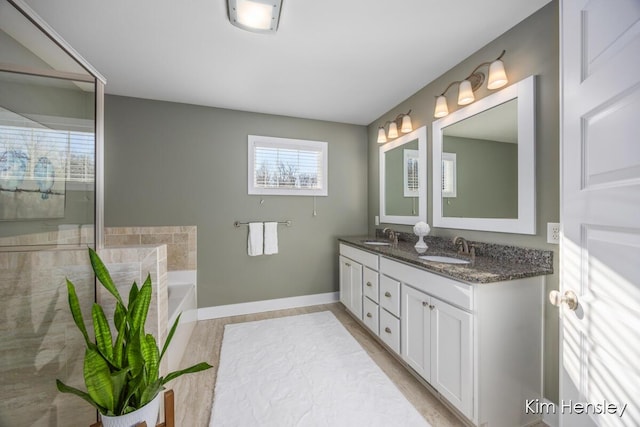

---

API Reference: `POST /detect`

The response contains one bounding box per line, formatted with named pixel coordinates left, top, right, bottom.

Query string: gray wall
left=104, top=95, right=368, bottom=308
left=367, top=2, right=560, bottom=402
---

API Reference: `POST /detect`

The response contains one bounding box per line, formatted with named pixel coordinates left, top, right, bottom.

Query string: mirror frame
left=432, top=75, right=536, bottom=234
left=379, top=125, right=427, bottom=225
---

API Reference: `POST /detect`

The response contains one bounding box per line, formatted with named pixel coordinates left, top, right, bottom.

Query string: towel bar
left=234, top=220, right=292, bottom=228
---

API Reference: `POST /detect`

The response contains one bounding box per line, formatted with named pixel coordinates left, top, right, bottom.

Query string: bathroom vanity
left=338, top=236, right=552, bottom=427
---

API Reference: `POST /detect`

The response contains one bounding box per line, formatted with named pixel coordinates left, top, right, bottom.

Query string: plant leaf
left=161, top=362, right=213, bottom=385
left=128, top=282, right=139, bottom=312
left=66, top=279, right=91, bottom=347
left=113, top=312, right=127, bottom=368
left=160, top=313, right=181, bottom=362
left=56, top=379, right=106, bottom=413
left=126, top=328, right=144, bottom=378
left=139, top=379, right=163, bottom=407
left=114, top=302, right=127, bottom=331
left=83, top=347, right=115, bottom=412
left=128, top=276, right=152, bottom=333
left=110, top=368, right=130, bottom=414
left=92, top=303, right=114, bottom=363
left=89, top=248, right=124, bottom=306
left=142, top=334, right=160, bottom=384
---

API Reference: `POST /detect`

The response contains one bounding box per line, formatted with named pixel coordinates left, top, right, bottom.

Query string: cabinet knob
left=430, top=304, right=435, bottom=310
left=422, top=301, right=428, bottom=307
left=366, top=312, right=372, bottom=318
left=384, top=327, right=392, bottom=334
left=366, top=282, right=372, bottom=287
left=345, top=262, right=351, bottom=267
left=384, top=291, right=392, bottom=298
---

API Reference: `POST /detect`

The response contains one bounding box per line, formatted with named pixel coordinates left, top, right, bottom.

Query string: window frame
left=247, top=135, right=328, bottom=196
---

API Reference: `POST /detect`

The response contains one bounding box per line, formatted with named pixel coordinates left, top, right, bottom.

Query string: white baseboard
left=198, top=292, right=340, bottom=320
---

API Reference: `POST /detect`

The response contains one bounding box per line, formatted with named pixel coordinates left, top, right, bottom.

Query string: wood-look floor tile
left=170, top=303, right=467, bottom=427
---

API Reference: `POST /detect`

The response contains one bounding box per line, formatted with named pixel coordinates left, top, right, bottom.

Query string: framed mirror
left=379, top=126, right=427, bottom=225
left=432, top=75, right=536, bottom=234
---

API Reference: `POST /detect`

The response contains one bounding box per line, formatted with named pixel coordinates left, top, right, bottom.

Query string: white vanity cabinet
left=339, top=242, right=544, bottom=427
left=381, top=256, right=542, bottom=427
left=339, top=244, right=379, bottom=322
left=402, top=284, right=473, bottom=417
left=382, top=257, right=473, bottom=418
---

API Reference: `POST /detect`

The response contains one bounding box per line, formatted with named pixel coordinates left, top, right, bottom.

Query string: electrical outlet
left=375, top=215, right=380, bottom=226
left=547, top=222, right=560, bottom=244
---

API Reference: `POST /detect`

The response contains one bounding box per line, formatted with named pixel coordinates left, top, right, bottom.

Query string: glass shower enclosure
left=0, top=0, right=104, bottom=425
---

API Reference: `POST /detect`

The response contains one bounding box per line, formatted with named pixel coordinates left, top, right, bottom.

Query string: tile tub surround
left=340, top=233, right=552, bottom=283
left=105, top=226, right=196, bottom=271
left=98, top=245, right=169, bottom=376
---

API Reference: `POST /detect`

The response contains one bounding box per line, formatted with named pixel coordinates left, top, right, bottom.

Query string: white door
left=339, top=256, right=363, bottom=319
left=559, top=1, right=640, bottom=426
left=401, top=284, right=432, bottom=381
left=339, top=255, right=352, bottom=309
left=431, top=297, right=473, bottom=420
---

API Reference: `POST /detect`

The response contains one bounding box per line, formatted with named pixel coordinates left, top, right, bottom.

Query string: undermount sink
left=362, top=240, right=391, bottom=246
left=419, top=255, right=470, bottom=265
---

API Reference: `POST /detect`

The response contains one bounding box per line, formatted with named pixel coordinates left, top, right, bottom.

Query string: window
left=248, top=135, right=328, bottom=196
left=0, top=124, right=95, bottom=190
left=442, top=152, right=457, bottom=198
left=403, top=149, right=419, bottom=197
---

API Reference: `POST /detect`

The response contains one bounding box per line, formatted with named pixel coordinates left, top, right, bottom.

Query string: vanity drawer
left=380, top=257, right=472, bottom=311
left=363, top=267, right=379, bottom=303
left=362, top=297, right=379, bottom=335
left=379, top=309, right=400, bottom=354
left=380, top=275, right=401, bottom=317
left=340, top=243, right=379, bottom=270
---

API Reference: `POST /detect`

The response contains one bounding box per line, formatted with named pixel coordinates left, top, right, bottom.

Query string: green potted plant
left=56, top=248, right=212, bottom=427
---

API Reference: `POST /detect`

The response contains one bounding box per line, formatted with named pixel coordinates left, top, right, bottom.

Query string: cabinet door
left=401, top=284, right=431, bottom=382
left=339, top=255, right=363, bottom=319
left=431, top=297, right=473, bottom=419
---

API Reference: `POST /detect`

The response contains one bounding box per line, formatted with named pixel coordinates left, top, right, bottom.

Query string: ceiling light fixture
left=433, top=50, right=508, bottom=118
left=377, top=110, right=413, bottom=143
left=227, top=0, right=283, bottom=34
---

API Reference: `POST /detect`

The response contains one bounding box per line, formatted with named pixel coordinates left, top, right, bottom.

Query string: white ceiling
left=23, top=0, right=551, bottom=125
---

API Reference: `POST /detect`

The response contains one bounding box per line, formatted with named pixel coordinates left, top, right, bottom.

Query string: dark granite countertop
left=338, top=233, right=553, bottom=284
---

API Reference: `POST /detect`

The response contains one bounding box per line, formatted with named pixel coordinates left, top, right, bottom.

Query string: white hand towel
left=264, top=222, right=278, bottom=255
left=248, top=222, right=263, bottom=256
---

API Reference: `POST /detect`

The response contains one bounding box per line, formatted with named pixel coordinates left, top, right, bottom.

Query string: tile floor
left=170, top=302, right=549, bottom=427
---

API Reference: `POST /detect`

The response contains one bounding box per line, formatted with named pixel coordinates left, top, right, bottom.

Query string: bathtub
left=167, top=270, right=197, bottom=372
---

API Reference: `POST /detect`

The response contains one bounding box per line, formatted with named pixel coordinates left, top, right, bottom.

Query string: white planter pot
left=100, top=393, right=161, bottom=427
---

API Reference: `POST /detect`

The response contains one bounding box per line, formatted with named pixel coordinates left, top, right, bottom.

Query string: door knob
left=549, top=290, right=579, bottom=311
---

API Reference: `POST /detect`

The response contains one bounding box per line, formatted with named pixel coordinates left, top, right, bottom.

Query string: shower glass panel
left=0, top=0, right=104, bottom=425
left=0, top=71, right=96, bottom=247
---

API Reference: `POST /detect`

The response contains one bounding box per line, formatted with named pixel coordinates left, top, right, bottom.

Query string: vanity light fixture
left=377, top=110, right=413, bottom=143
left=433, top=50, right=508, bottom=118
left=227, top=0, right=283, bottom=33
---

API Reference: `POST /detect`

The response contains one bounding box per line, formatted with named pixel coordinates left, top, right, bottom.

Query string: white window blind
left=0, top=124, right=95, bottom=185
left=442, top=152, right=457, bottom=198
left=248, top=135, right=328, bottom=196
left=403, top=149, right=419, bottom=197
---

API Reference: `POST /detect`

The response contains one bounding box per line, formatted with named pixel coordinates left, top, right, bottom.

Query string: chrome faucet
left=383, top=228, right=398, bottom=248
left=453, top=236, right=475, bottom=261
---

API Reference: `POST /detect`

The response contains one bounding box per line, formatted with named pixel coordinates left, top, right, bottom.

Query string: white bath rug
left=209, top=311, right=430, bottom=427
